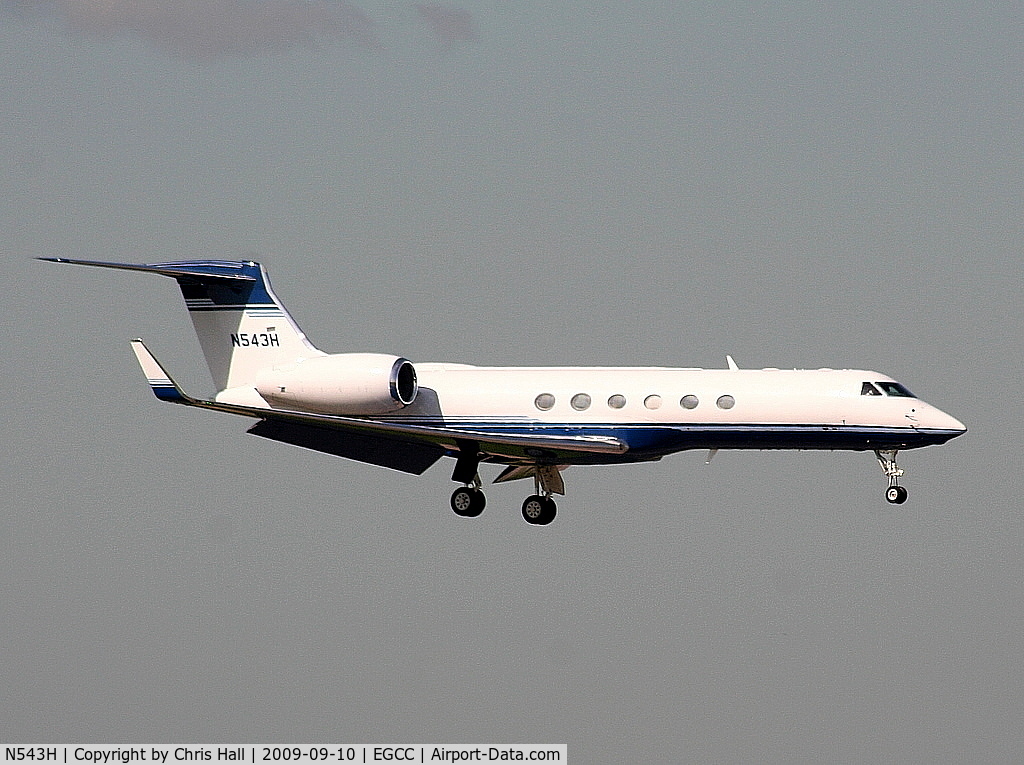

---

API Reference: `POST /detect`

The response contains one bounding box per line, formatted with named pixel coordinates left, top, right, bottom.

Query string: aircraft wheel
left=522, top=495, right=556, bottom=525
left=451, top=487, right=486, bottom=517
left=885, top=486, right=908, bottom=504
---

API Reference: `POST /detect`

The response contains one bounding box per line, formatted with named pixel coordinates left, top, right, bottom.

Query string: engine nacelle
left=255, top=353, right=417, bottom=415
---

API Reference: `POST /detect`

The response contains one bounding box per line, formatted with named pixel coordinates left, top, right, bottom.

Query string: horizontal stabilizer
left=39, top=257, right=256, bottom=282
left=248, top=420, right=444, bottom=475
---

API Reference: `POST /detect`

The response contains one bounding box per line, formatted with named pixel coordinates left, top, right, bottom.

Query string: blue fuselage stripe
left=373, top=420, right=961, bottom=459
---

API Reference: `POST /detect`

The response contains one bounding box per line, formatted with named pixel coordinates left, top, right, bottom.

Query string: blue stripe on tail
left=147, top=261, right=277, bottom=308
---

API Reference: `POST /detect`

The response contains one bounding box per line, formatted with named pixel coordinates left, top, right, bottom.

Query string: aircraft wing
left=130, top=340, right=628, bottom=473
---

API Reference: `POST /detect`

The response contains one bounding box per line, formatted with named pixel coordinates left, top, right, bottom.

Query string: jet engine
left=255, top=353, right=418, bottom=415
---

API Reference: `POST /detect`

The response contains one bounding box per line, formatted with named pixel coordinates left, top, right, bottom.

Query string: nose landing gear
left=876, top=450, right=909, bottom=504
left=886, top=485, right=909, bottom=504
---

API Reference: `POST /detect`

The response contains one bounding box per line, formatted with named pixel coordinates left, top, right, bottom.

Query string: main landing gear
left=449, top=447, right=561, bottom=525
left=450, top=479, right=560, bottom=525
left=450, top=447, right=486, bottom=518
left=450, top=485, right=557, bottom=524
left=875, top=449, right=909, bottom=504
left=518, top=466, right=561, bottom=525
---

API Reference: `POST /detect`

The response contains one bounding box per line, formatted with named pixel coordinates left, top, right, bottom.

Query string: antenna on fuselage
left=726, top=355, right=739, bottom=370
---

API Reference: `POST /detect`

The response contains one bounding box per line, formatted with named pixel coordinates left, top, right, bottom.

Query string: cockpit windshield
left=861, top=381, right=916, bottom=397
left=874, top=381, right=915, bottom=398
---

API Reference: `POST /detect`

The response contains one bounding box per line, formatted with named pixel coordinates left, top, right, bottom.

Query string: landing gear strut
left=875, top=449, right=909, bottom=504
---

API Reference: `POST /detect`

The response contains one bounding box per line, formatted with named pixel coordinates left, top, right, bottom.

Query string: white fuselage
left=401, top=365, right=959, bottom=428
left=229, top=361, right=964, bottom=463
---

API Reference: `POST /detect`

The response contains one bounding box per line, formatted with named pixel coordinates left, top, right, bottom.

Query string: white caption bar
left=2, top=747, right=566, bottom=765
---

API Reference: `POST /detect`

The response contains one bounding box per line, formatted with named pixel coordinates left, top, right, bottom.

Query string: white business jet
left=43, top=258, right=965, bottom=524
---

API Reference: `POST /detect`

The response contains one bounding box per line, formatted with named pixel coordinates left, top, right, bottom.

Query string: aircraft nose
left=924, top=406, right=967, bottom=435
left=946, top=413, right=967, bottom=435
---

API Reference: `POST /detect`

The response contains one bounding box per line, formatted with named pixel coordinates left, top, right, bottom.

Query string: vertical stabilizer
left=40, top=258, right=324, bottom=393
left=174, top=260, right=324, bottom=392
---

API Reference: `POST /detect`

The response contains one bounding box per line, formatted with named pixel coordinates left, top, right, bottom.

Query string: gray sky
left=2, top=2, right=1021, bottom=761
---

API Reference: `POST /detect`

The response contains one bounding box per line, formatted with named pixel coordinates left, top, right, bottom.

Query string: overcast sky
left=2, top=2, right=1022, bottom=761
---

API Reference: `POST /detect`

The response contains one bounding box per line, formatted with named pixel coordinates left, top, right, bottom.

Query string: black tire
left=885, top=486, right=909, bottom=504
left=451, top=487, right=485, bottom=517
left=538, top=496, right=557, bottom=525
left=522, top=495, right=557, bottom=525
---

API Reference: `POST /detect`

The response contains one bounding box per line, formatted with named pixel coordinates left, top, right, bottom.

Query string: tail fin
left=41, top=258, right=323, bottom=394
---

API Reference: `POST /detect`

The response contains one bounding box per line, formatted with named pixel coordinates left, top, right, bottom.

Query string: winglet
left=130, top=340, right=194, bottom=404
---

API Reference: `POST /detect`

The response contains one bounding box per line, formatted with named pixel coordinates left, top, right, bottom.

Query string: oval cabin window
left=571, top=393, right=592, bottom=411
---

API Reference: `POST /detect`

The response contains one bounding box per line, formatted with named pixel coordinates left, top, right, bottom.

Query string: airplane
left=41, top=257, right=966, bottom=524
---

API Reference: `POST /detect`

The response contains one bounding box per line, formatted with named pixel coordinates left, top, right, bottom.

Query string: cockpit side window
left=875, top=381, right=915, bottom=397
left=861, top=382, right=882, bottom=396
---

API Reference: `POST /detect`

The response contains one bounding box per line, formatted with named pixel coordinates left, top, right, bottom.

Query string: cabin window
left=535, top=393, right=555, bottom=411
left=876, top=381, right=915, bottom=398
left=644, top=395, right=662, bottom=410
left=680, top=395, right=699, bottom=410
left=861, top=382, right=882, bottom=396
left=571, top=393, right=592, bottom=411
left=717, top=394, right=735, bottom=410
left=607, top=394, right=626, bottom=409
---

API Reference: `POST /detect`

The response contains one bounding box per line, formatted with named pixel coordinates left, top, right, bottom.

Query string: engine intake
left=255, top=353, right=418, bottom=415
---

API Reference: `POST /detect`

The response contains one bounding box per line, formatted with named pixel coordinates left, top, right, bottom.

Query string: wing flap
left=493, top=465, right=568, bottom=493
left=247, top=420, right=444, bottom=474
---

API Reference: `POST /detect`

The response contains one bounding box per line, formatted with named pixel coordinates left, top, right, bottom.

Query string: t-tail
left=39, top=258, right=324, bottom=400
